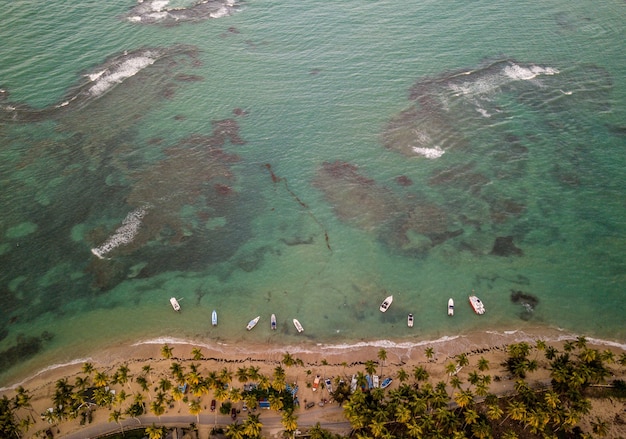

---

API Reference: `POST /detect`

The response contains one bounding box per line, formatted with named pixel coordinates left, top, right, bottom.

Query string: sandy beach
left=2, top=325, right=626, bottom=438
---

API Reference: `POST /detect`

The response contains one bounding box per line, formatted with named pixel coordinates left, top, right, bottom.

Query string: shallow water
left=0, top=0, right=625, bottom=386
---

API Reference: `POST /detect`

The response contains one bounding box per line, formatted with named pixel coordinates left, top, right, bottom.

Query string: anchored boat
left=293, top=318, right=304, bottom=333
left=469, top=295, right=486, bottom=315
left=170, top=297, right=181, bottom=311
left=246, top=316, right=260, bottom=330
left=379, top=295, right=393, bottom=312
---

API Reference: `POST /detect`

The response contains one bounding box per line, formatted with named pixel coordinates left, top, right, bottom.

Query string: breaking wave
left=0, top=46, right=196, bottom=123
left=91, top=206, right=150, bottom=259
left=88, top=54, right=157, bottom=97
left=123, top=0, right=238, bottom=25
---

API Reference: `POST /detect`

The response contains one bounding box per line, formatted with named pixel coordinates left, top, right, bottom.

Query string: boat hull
left=448, top=298, right=454, bottom=316
left=293, top=318, right=304, bottom=333
left=212, top=310, right=218, bottom=326
left=379, top=295, right=393, bottom=312
left=170, top=297, right=180, bottom=311
left=469, top=295, right=485, bottom=315
left=246, top=316, right=260, bottom=330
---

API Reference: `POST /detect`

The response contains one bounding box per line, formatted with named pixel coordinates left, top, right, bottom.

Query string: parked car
left=305, top=401, right=315, bottom=409
left=210, top=399, right=216, bottom=411
left=231, top=407, right=237, bottom=419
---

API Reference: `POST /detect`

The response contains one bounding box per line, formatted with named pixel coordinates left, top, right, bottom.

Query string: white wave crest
left=91, top=206, right=150, bottom=259
left=88, top=55, right=156, bottom=97
left=412, top=145, right=445, bottom=159
left=503, top=63, right=559, bottom=81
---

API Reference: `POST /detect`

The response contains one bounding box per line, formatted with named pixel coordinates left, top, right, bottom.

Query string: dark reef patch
left=490, top=236, right=523, bottom=257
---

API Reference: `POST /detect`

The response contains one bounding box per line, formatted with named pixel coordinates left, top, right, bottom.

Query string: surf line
left=264, top=163, right=331, bottom=252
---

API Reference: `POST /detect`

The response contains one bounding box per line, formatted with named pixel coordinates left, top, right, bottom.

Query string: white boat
left=170, top=297, right=181, bottom=311
left=246, top=316, right=261, bottom=330
left=372, top=375, right=379, bottom=388
left=469, top=295, right=485, bottom=315
left=379, top=295, right=393, bottom=312
left=407, top=313, right=414, bottom=327
left=448, top=298, right=454, bottom=316
left=293, top=318, right=304, bottom=333
left=212, top=310, right=218, bottom=326
left=325, top=378, right=333, bottom=393
left=350, top=374, right=357, bottom=392
left=271, top=314, right=277, bottom=330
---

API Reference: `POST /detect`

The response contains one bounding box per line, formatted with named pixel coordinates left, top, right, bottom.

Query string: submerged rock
left=490, top=236, right=523, bottom=256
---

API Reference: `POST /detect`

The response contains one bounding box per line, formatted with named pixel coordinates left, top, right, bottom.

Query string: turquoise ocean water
left=1, top=0, right=625, bottom=386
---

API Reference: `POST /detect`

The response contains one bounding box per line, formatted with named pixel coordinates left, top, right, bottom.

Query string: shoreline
left=3, top=323, right=625, bottom=392
left=2, top=325, right=626, bottom=438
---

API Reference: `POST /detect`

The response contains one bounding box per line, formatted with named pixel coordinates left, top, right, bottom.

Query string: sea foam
left=91, top=206, right=150, bottom=259
left=412, top=146, right=445, bottom=158
left=88, top=55, right=156, bottom=97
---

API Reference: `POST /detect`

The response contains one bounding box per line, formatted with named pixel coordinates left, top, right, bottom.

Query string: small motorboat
left=312, top=375, right=320, bottom=392
left=212, top=310, right=218, bottom=326
left=293, top=318, right=304, bottom=333
left=469, top=295, right=486, bottom=315
left=372, top=375, right=379, bottom=388
left=325, top=378, right=333, bottom=393
left=246, top=316, right=261, bottom=330
left=407, top=313, right=414, bottom=327
left=379, top=295, right=393, bottom=312
left=170, top=297, right=181, bottom=311
left=381, top=377, right=393, bottom=389
left=448, top=298, right=454, bottom=316
left=271, top=313, right=277, bottom=330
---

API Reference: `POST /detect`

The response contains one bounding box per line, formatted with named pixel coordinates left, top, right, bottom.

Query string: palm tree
left=396, top=368, right=409, bottom=383
left=477, top=356, right=490, bottom=372
left=281, top=409, right=299, bottom=435
left=456, top=353, right=469, bottom=368
left=424, top=346, right=435, bottom=362
left=486, top=403, right=504, bottom=421
left=161, top=344, right=174, bottom=359
left=450, top=375, right=463, bottom=390
left=115, top=364, right=132, bottom=389
left=236, top=367, right=249, bottom=383
left=170, top=362, right=185, bottom=385
left=145, top=424, right=165, bottom=439
left=269, top=393, right=283, bottom=411
left=191, top=347, right=203, bottom=360
left=150, top=400, right=165, bottom=420
left=412, top=365, right=429, bottom=382
left=365, top=360, right=377, bottom=377
left=142, top=364, right=154, bottom=382
left=93, top=371, right=109, bottom=388
left=158, top=378, right=172, bottom=393
left=282, top=352, right=296, bottom=367
left=471, top=420, right=492, bottom=439
left=225, top=421, right=245, bottom=439
left=171, top=386, right=184, bottom=410
left=109, top=409, right=125, bottom=434
left=591, top=416, right=610, bottom=437
left=188, top=398, right=202, bottom=424
left=453, top=389, right=474, bottom=409
left=378, top=349, right=387, bottom=377
left=82, top=362, right=94, bottom=376
left=247, top=366, right=261, bottom=381
left=243, top=413, right=263, bottom=438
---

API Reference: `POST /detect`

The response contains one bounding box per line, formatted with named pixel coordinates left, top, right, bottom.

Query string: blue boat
left=381, top=377, right=393, bottom=389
